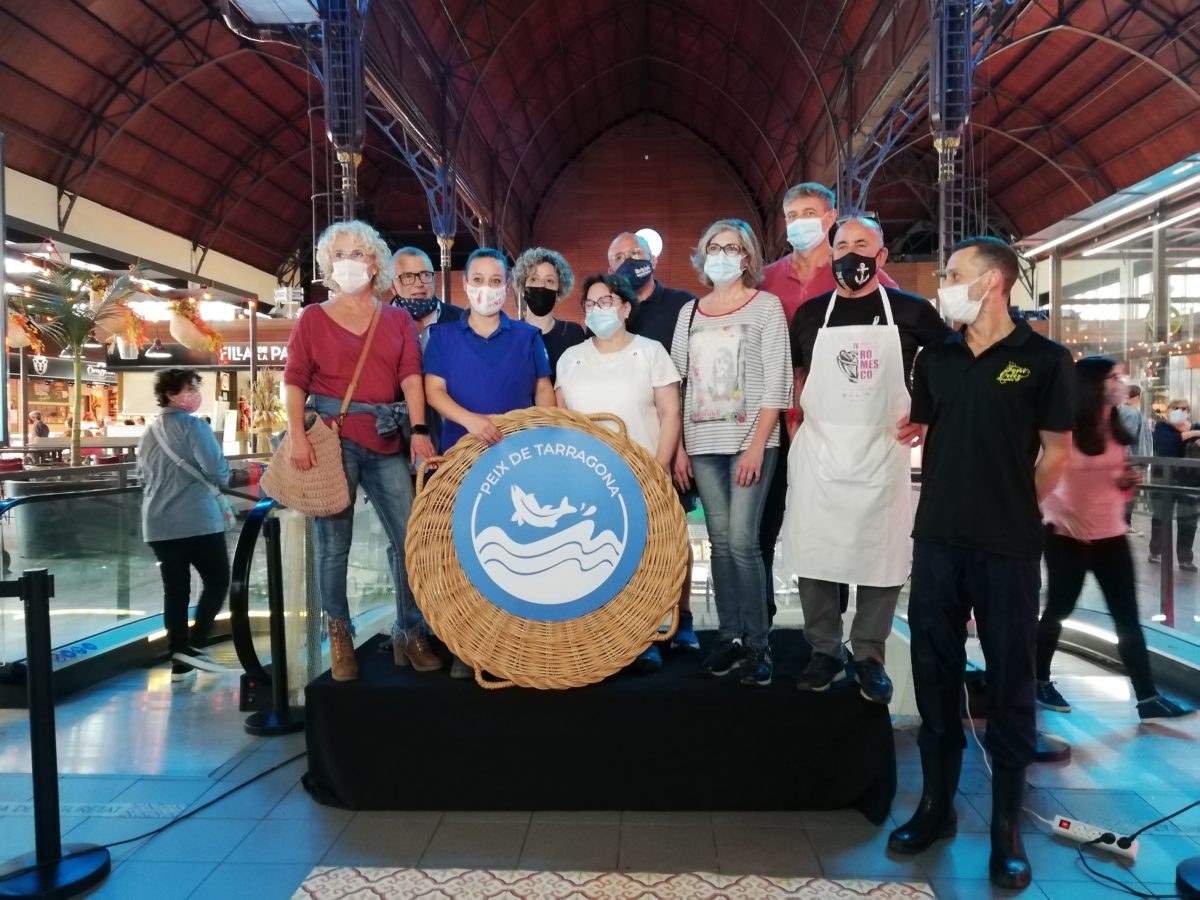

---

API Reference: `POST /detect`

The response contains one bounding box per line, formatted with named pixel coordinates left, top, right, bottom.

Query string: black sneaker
left=855, top=658, right=893, bottom=704
left=740, top=647, right=773, bottom=686
left=796, top=651, right=847, bottom=692
left=1036, top=680, right=1071, bottom=713
left=171, top=661, right=196, bottom=682
left=1148, top=553, right=1161, bottom=565
left=1137, top=695, right=1195, bottom=722
left=703, top=638, right=746, bottom=676
left=172, top=646, right=228, bottom=673
left=1181, top=561, right=1198, bottom=573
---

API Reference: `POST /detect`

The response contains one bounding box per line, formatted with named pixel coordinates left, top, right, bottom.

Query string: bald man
left=607, top=232, right=696, bottom=356
left=782, top=217, right=948, bottom=702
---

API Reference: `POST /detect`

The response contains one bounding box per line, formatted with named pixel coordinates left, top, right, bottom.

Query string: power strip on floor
left=1051, top=815, right=1139, bottom=861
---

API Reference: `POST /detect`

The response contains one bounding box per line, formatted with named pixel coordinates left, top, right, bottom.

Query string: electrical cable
left=963, top=684, right=1197, bottom=897
left=0, top=750, right=307, bottom=887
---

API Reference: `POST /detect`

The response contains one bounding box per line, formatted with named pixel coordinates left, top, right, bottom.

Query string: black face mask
left=523, top=286, right=558, bottom=317
left=832, top=252, right=879, bottom=292
left=393, top=296, right=439, bottom=320
left=615, top=257, right=653, bottom=291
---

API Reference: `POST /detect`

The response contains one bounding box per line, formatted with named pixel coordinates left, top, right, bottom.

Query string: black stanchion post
left=0, top=569, right=110, bottom=898
left=244, top=516, right=304, bottom=736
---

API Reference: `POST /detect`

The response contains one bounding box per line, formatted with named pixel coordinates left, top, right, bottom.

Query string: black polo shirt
left=625, top=280, right=696, bottom=355
left=911, top=318, right=1074, bottom=558
left=790, top=286, right=950, bottom=389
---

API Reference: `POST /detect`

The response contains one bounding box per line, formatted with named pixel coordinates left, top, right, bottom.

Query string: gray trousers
left=796, top=578, right=902, bottom=664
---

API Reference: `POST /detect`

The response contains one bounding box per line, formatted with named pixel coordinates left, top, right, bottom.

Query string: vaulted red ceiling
left=0, top=0, right=1195, bottom=277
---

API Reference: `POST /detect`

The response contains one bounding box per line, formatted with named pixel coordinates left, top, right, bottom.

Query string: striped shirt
left=670, top=290, right=793, bottom=456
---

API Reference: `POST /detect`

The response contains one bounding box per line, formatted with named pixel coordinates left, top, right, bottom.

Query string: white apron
left=781, top=287, right=913, bottom=587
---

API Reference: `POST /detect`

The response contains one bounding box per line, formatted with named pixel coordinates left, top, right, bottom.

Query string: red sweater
left=284, top=303, right=421, bottom=454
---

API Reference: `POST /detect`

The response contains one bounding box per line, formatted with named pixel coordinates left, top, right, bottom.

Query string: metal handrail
left=228, top=498, right=277, bottom=681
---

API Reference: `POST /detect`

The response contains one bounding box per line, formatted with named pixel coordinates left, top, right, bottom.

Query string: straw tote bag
left=261, top=304, right=381, bottom=517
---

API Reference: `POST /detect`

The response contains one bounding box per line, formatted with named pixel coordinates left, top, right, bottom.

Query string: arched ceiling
left=0, top=0, right=1195, bottom=280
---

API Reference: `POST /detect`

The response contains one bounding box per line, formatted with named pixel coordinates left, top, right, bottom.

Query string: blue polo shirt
left=423, top=312, right=551, bottom=449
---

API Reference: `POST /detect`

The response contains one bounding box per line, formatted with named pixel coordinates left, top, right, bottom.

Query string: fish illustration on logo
left=837, top=348, right=860, bottom=383
left=452, top=427, right=649, bottom=621
left=510, top=485, right=577, bottom=528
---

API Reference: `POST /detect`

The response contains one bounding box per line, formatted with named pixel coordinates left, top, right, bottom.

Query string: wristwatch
left=411, top=424, right=429, bottom=436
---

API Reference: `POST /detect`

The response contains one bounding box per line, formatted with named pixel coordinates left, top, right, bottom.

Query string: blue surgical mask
left=704, top=253, right=744, bottom=286
left=585, top=307, right=622, bottom=339
left=786, top=218, right=827, bottom=252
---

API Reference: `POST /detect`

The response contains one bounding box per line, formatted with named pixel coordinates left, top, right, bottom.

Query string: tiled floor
left=0, top=640, right=1196, bottom=899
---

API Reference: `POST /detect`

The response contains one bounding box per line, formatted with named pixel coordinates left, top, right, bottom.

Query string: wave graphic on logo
left=472, top=519, right=625, bottom=605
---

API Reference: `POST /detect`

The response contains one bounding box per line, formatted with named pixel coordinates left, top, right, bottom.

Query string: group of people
left=132, top=180, right=1199, bottom=891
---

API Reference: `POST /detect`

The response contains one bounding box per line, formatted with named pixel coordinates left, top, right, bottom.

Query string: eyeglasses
left=333, top=249, right=368, bottom=261
left=582, top=295, right=621, bottom=310
left=395, top=271, right=434, bottom=284
left=705, top=242, right=744, bottom=257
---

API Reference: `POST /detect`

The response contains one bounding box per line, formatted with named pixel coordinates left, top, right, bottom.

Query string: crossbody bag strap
left=680, top=299, right=700, bottom=407
left=333, top=301, right=383, bottom=433
left=148, top=419, right=219, bottom=497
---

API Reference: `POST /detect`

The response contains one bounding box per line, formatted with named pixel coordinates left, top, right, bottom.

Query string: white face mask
left=704, top=253, right=744, bottom=286
left=1104, top=376, right=1128, bottom=408
left=331, top=259, right=372, bottom=294
left=1169, top=408, right=1189, bottom=425
left=465, top=283, right=507, bottom=316
left=786, top=218, right=827, bottom=252
left=937, top=275, right=985, bottom=324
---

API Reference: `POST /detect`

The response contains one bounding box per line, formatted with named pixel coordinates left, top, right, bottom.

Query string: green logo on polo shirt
left=997, top=362, right=1031, bottom=384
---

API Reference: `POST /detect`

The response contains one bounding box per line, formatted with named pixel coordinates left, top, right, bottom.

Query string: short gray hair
left=782, top=183, right=836, bottom=212
left=511, top=247, right=575, bottom=298
left=391, top=246, right=434, bottom=271
left=690, top=219, right=765, bottom=289
left=315, top=220, right=393, bottom=295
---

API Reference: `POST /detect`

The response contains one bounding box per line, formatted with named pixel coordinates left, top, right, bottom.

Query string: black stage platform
left=302, top=629, right=896, bottom=824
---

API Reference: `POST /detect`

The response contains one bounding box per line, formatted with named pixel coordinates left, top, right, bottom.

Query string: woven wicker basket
left=406, top=407, right=688, bottom=690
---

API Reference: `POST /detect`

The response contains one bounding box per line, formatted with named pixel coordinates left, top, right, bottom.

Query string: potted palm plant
left=8, top=264, right=146, bottom=466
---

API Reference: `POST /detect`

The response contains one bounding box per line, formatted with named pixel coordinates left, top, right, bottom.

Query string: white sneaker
left=172, top=646, right=229, bottom=673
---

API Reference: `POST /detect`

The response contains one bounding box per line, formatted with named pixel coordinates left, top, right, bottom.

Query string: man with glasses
left=391, top=247, right=462, bottom=459
left=1149, top=398, right=1200, bottom=571
left=391, top=247, right=461, bottom=348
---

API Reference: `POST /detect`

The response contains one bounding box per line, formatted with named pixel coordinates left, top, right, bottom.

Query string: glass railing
left=0, top=457, right=272, bottom=666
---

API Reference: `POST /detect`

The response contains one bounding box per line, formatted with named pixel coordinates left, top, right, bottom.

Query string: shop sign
left=217, top=344, right=288, bottom=365
left=10, top=354, right=115, bottom=384
left=451, top=426, right=648, bottom=622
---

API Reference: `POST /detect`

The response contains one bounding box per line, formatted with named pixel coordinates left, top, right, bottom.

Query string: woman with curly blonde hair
left=283, top=220, right=440, bottom=681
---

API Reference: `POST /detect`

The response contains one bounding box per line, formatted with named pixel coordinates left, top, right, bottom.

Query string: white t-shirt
left=556, top=334, right=681, bottom=455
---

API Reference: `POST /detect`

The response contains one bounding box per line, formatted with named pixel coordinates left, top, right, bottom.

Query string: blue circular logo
left=452, top=426, right=648, bottom=622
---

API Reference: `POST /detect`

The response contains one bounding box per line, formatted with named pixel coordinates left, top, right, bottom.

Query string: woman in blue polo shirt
left=424, top=248, right=555, bottom=451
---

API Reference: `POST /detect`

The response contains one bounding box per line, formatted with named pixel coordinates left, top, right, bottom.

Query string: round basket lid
left=406, top=407, right=687, bottom=689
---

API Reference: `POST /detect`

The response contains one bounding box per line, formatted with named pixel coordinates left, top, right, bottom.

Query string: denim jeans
left=314, top=438, right=426, bottom=638
left=691, top=449, right=777, bottom=649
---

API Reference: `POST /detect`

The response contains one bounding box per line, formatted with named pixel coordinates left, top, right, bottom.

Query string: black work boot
left=989, top=764, right=1032, bottom=889
left=888, top=746, right=963, bottom=854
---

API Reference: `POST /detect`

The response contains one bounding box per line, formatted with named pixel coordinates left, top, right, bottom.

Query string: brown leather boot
left=393, top=634, right=443, bottom=672
left=328, top=618, right=358, bottom=682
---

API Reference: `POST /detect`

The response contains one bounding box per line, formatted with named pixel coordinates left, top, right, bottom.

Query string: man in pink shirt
left=760, top=183, right=898, bottom=327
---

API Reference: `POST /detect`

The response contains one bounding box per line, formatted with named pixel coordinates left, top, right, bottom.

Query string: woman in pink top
left=1035, top=356, right=1191, bottom=722
left=283, top=221, right=439, bottom=682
